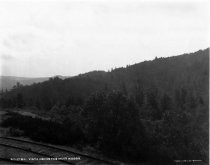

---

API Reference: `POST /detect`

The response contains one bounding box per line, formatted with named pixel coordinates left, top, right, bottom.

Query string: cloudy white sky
left=0, top=0, right=209, bottom=77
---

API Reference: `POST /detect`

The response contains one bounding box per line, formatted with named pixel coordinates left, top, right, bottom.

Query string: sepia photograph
left=0, top=0, right=209, bottom=164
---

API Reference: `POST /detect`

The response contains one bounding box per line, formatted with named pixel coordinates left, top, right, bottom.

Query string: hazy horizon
left=0, top=0, right=209, bottom=77
left=0, top=47, right=209, bottom=78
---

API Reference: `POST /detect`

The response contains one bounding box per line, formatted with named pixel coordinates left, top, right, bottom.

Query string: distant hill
left=1, top=48, right=209, bottom=108
left=0, top=75, right=68, bottom=91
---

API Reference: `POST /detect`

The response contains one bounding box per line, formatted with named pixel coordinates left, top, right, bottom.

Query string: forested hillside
left=0, top=48, right=209, bottom=163
left=1, top=48, right=208, bottom=108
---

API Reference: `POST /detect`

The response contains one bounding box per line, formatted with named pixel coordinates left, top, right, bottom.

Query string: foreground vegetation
left=1, top=89, right=208, bottom=163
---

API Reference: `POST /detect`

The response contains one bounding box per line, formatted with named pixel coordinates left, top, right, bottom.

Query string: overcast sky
left=0, top=0, right=209, bottom=77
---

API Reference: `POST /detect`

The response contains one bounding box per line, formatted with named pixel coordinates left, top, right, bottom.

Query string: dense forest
left=0, top=48, right=209, bottom=163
